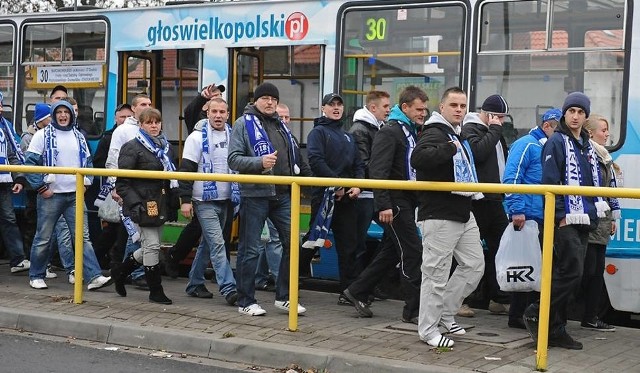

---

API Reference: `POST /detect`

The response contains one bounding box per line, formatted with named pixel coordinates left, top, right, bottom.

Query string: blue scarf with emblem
left=244, top=113, right=300, bottom=175
left=388, top=105, right=417, bottom=181
left=201, top=123, right=240, bottom=205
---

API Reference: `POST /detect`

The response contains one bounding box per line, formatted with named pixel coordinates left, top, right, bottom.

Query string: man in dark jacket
left=523, top=92, right=599, bottom=350
left=410, top=87, right=485, bottom=348
left=347, top=90, right=390, bottom=279
left=342, top=86, right=426, bottom=324
left=228, top=82, right=309, bottom=316
left=460, top=94, right=511, bottom=315
left=307, top=93, right=365, bottom=296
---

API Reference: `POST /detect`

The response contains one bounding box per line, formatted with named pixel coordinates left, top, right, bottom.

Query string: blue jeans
left=124, top=237, right=144, bottom=280
left=0, top=184, right=26, bottom=266
left=186, top=200, right=236, bottom=296
left=236, top=195, right=291, bottom=307
left=255, top=218, right=282, bottom=286
left=29, top=193, right=103, bottom=282
left=48, top=217, right=74, bottom=273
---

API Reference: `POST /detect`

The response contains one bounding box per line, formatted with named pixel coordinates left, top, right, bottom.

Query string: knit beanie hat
left=34, top=103, right=51, bottom=124
left=562, top=92, right=590, bottom=118
left=254, top=82, right=279, bottom=101
left=481, top=94, right=509, bottom=114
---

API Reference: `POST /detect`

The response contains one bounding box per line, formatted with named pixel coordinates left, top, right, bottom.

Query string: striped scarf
left=43, top=124, right=89, bottom=184
left=135, top=129, right=178, bottom=189
left=201, top=123, right=240, bottom=205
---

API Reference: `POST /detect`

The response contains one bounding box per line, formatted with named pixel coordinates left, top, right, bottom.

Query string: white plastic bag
left=495, top=220, right=541, bottom=292
left=97, top=192, right=121, bottom=223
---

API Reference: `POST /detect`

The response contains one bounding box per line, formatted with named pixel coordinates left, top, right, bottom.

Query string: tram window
left=18, top=21, right=108, bottom=137
left=475, top=0, right=627, bottom=148
left=0, top=24, right=15, bottom=128
left=339, top=4, right=466, bottom=127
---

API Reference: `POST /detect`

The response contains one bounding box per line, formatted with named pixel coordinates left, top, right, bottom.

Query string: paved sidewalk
left=1, top=264, right=639, bottom=372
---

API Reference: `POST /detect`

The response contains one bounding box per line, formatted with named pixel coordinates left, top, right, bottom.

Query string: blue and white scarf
left=135, top=129, right=179, bottom=189
left=43, top=124, right=90, bottom=185
left=562, top=134, right=608, bottom=225
left=388, top=105, right=417, bottom=181
left=0, top=116, right=25, bottom=165
left=590, top=139, right=621, bottom=220
left=201, top=123, right=241, bottom=205
left=120, top=206, right=140, bottom=243
left=449, top=134, right=484, bottom=200
left=303, top=187, right=336, bottom=249
left=245, top=113, right=300, bottom=175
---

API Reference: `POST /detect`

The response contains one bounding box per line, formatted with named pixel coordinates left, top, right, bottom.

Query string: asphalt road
left=0, top=329, right=268, bottom=373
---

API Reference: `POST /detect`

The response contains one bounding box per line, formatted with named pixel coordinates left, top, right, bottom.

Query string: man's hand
left=181, top=202, right=193, bottom=219
left=611, top=221, right=617, bottom=236
left=334, top=187, right=345, bottom=201
left=262, top=150, right=278, bottom=170
left=111, top=189, right=122, bottom=203
left=41, top=189, right=54, bottom=199
left=488, top=113, right=503, bottom=126
left=379, top=209, right=393, bottom=224
left=512, top=214, right=526, bottom=230
left=11, top=183, right=23, bottom=194
left=346, top=187, right=360, bottom=199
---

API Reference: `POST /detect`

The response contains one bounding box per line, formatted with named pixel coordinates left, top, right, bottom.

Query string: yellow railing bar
left=4, top=164, right=640, bottom=372
left=343, top=51, right=461, bottom=59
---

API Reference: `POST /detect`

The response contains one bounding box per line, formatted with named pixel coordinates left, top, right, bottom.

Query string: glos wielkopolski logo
left=147, top=12, right=308, bottom=46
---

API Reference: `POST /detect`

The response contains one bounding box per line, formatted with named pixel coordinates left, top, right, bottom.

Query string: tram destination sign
left=25, top=64, right=106, bottom=89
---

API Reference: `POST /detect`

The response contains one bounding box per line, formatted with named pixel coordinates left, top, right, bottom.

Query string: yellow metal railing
left=3, top=164, right=640, bottom=372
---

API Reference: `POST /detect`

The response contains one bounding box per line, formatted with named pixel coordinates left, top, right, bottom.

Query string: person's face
left=322, top=99, right=344, bottom=120
left=72, top=104, right=79, bottom=118
left=115, top=108, right=134, bottom=126
left=207, top=101, right=229, bottom=131
left=590, top=119, right=610, bottom=146
left=370, top=97, right=391, bottom=122
left=133, top=98, right=152, bottom=119
left=564, top=107, right=587, bottom=135
left=402, top=98, right=428, bottom=125
left=55, top=107, right=72, bottom=127
left=542, top=120, right=558, bottom=138
left=254, top=95, right=278, bottom=116
left=50, top=90, right=67, bottom=103
left=439, top=92, right=467, bottom=126
left=140, top=117, right=161, bottom=137
left=37, top=117, right=52, bottom=129
left=276, top=106, right=291, bottom=125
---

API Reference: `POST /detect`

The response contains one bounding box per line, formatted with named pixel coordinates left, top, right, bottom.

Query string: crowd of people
left=0, top=82, right=620, bottom=351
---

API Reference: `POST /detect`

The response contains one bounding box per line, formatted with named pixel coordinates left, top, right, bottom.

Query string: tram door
left=118, top=49, right=201, bottom=153
left=230, top=45, right=324, bottom=146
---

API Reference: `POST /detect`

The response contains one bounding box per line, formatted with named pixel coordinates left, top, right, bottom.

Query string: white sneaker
left=440, top=320, right=466, bottom=336
left=45, top=266, right=58, bottom=279
left=238, top=303, right=267, bottom=316
left=68, top=270, right=75, bottom=284
left=274, top=300, right=306, bottom=314
left=29, top=279, right=48, bottom=289
left=11, top=259, right=30, bottom=273
left=87, top=275, right=113, bottom=291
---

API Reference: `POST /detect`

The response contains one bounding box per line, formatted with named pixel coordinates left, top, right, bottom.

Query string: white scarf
left=135, top=129, right=178, bottom=189
left=449, top=134, right=484, bottom=200
left=43, top=124, right=91, bottom=185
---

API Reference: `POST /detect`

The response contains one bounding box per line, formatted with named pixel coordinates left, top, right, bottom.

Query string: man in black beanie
left=523, top=91, right=599, bottom=350
left=228, top=82, right=310, bottom=316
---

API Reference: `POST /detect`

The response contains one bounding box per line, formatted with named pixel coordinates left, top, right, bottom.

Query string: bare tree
left=0, top=0, right=169, bottom=14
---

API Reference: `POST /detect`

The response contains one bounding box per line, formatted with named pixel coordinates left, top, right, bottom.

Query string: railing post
left=73, top=172, right=86, bottom=304
left=536, top=192, right=556, bottom=370
left=288, top=182, right=301, bottom=331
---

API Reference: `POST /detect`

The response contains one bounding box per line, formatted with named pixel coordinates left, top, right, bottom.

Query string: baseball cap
left=322, top=93, right=343, bottom=106
left=541, top=108, right=562, bottom=123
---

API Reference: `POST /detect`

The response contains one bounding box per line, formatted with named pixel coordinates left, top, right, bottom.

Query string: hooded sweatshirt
left=349, top=106, right=383, bottom=198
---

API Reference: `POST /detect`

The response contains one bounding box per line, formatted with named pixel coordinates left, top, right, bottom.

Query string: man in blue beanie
left=523, top=92, right=600, bottom=350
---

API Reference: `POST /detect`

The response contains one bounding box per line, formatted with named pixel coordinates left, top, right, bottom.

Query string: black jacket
left=460, top=115, right=507, bottom=201
left=93, top=127, right=115, bottom=169
left=349, top=119, right=379, bottom=178
left=411, top=118, right=473, bottom=223
left=184, top=95, right=208, bottom=133
left=116, top=138, right=177, bottom=226
left=369, top=121, right=418, bottom=212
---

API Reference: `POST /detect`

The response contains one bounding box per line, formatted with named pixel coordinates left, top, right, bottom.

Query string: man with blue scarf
left=0, top=91, right=30, bottom=274
left=342, top=86, right=427, bottom=325
left=523, top=92, right=600, bottom=350
left=24, top=100, right=112, bottom=291
left=411, top=87, right=485, bottom=348
left=179, top=98, right=240, bottom=305
left=228, top=82, right=309, bottom=316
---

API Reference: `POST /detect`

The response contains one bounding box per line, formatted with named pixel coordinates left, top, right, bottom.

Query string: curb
left=0, top=306, right=467, bottom=373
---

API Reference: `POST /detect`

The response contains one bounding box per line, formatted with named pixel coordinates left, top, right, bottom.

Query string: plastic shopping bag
left=495, top=220, right=541, bottom=292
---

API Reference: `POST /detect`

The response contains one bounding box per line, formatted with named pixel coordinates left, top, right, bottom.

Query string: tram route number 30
left=364, top=17, right=387, bottom=42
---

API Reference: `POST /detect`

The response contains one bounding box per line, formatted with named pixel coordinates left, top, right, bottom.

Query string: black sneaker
left=343, top=289, right=373, bottom=317
left=549, top=330, right=583, bottom=350
left=522, top=304, right=539, bottom=343
left=581, top=318, right=616, bottom=332
left=164, top=256, right=180, bottom=279
left=402, top=316, right=418, bottom=325
left=337, top=293, right=354, bottom=306
left=225, top=291, right=238, bottom=306
left=188, top=284, right=214, bottom=299
left=508, top=318, right=527, bottom=330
